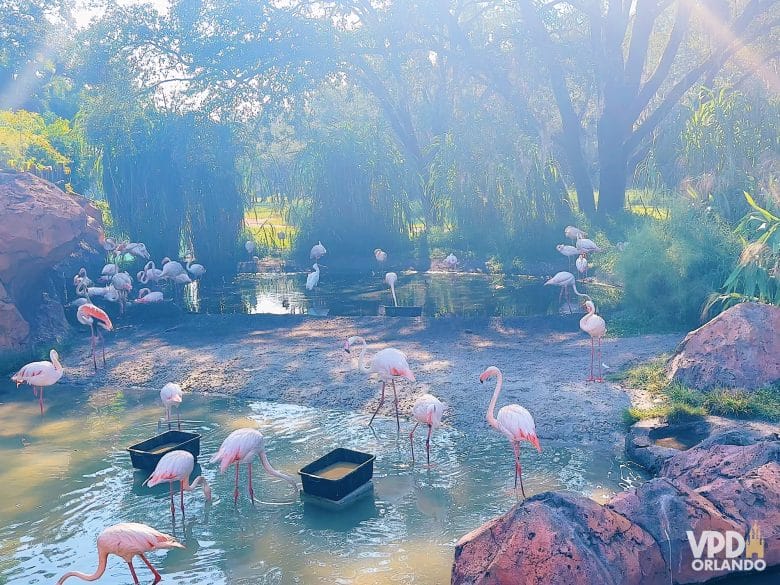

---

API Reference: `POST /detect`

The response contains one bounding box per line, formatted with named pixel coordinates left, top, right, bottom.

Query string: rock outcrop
left=667, top=302, right=780, bottom=391
left=452, top=429, right=779, bottom=585
left=0, top=171, right=103, bottom=352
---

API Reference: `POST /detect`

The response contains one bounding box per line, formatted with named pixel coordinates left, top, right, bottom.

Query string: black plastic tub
left=127, top=430, right=201, bottom=470
left=383, top=305, right=422, bottom=317
left=299, top=448, right=376, bottom=501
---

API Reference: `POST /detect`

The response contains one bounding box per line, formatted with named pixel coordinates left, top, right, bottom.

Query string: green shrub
left=616, top=201, right=738, bottom=330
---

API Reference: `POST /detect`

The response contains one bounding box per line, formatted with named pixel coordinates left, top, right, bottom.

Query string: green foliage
left=618, top=359, right=780, bottom=424
left=616, top=201, right=739, bottom=330
left=0, top=109, right=70, bottom=172
left=704, top=193, right=780, bottom=316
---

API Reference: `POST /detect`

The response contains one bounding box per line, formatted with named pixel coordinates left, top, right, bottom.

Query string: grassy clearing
left=612, top=356, right=780, bottom=425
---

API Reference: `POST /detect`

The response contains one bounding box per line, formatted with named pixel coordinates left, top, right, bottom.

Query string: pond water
left=0, top=386, right=645, bottom=584
left=182, top=271, right=619, bottom=318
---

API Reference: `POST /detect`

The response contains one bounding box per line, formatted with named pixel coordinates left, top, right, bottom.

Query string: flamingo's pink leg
left=426, top=424, right=432, bottom=466
left=180, top=481, right=186, bottom=516
left=126, top=559, right=141, bottom=584
left=587, top=338, right=595, bottom=382
left=392, top=380, right=400, bottom=431
left=368, top=382, right=386, bottom=426
left=39, top=387, right=44, bottom=415
left=90, top=323, right=97, bottom=370
left=596, top=337, right=604, bottom=382
left=409, top=422, right=419, bottom=462
left=139, top=554, right=162, bottom=585
left=513, top=442, right=526, bottom=500
left=234, top=463, right=240, bottom=504
left=558, top=286, right=564, bottom=304
left=248, top=462, right=255, bottom=506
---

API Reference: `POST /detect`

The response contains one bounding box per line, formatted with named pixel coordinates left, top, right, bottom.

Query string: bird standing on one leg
left=580, top=300, right=607, bottom=382
left=11, top=349, right=64, bottom=414
left=410, top=393, right=445, bottom=466
left=479, top=366, right=541, bottom=499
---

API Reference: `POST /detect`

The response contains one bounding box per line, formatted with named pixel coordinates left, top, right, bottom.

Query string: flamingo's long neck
left=354, top=337, right=371, bottom=373
left=258, top=450, right=299, bottom=493
left=183, top=475, right=210, bottom=497
left=570, top=280, right=590, bottom=300
left=487, top=371, right=503, bottom=432
left=56, top=549, right=108, bottom=583
left=389, top=282, right=398, bottom=307
left=51, top=353, right=62, bottom=371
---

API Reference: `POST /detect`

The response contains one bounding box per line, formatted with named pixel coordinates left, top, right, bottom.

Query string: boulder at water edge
left=667, top=302, right=780, bottom=391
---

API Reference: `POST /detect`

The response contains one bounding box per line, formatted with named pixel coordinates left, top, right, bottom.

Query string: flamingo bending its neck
left=543, top=271, right=590, bottom=313
left=11, top=349, right=63, bottom=414
left=580, top=300, right=607, bottom=382
left=160, top=383, right=184, bottom=430
left=56, top=522, right=183, bottom=584
left=344, top=335, right=415, bottom=430
left=480, top=366, right=541, bottom=499
left=410, top=393, right=445, bottom=465
left=144, top=450, right=211, bottom=520
left=306, top=263, right=321, bottom=290
left=374, top=248, right=387, bottom=263
left=384, top=272, right=398, bottom=307
left=210, top=428, right=299, bottom=505
left=76, top=304, right=113, bottom=370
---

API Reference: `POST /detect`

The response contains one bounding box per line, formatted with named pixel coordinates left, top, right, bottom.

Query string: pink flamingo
left=344, top=335, right=416, bottom=430
left=144, top=450, right=211, bottom=520
left=160, top=383, right=183, bottom=430
left=11, top=349, right=63, bottom=414
left=576, top=254, right=588, bottom=277
left=565, top=225, right=586, bottom=242
left=543, top=271, right=589, bottom=313
left=374, top=248, right=387, bottom=263
left=135, top=288, right=164, bottom=303
left=55, top=522, right=183, bottom=584
left=480, top=366, right=542, bottom=499
left=76, top=303, right=113, bottom=370
left=580, top=300, right=607, bottom=382
left=556, top=244, right=579, bottom=269
left=211, top=428, right=299, bottom=505
left=410, top=393, right=445, bottom=465
left=310, top=241, right=327, bottom=260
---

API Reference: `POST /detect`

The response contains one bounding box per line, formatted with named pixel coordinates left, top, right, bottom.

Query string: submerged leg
left=409, top=422, right=419, bottom=462
left=392, top=380, right=400, bottom=431
left=39, top=387, right=44, bottom=415
left=234, top=463, right=240, bottom=504
left=247, top=462, right=255, bottom=506
left=426, top=424, right=432, bottom=466
left=180, top=482, right=185, bottom=516
left=368, top=382, right=386, bottom=426
left=169, top=481, right=176, bottom=521
left=140, top=554, right=162, bottom=585
left=126, top=559, right=141, bottom=585
left=513, top=442, right=526, bottom=500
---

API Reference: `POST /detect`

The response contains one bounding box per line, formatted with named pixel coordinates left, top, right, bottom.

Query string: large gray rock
left=667, top=302, right=780, bottom=391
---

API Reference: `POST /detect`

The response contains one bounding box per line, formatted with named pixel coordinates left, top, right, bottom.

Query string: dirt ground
left=60, top=313, right=682, bottom=450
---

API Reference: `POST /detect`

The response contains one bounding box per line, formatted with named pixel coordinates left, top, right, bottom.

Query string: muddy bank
left=58, top=313, right=680, bottom=447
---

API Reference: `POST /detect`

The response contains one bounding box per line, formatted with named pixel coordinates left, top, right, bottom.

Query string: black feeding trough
left=383, top=305, right=422, bottom=317
left=127, top=430, right=201, bottom=471
left=299, top=448, right=376, bottom=509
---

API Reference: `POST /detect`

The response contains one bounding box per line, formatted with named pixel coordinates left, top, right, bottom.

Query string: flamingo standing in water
left=410, top=393, right=445, bottom=465
left=211, top=428, right=299, bottom=505
left=385, top=272, right=398, bottom=307
left=55, top=522, right=183, bottom=585
left=306, top=263, right=321, bottom=290
left=144, top=450, right=211, bottom=520
left=580, top=300, right=607, bottom=382
left=76, top=303, right=113, bottom=370
left=11, top=349, right=63, bottom=414
left=480, top=366, right=541, bottom=499
left=544, top=271, right=589, bottom=312
left=160, top=383, right=184, bottom=430
left=344, top=335, right=415, bottom=430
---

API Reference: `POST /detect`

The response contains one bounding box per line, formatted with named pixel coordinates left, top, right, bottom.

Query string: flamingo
left=111, top=271, right=133, bottom=313
left=170, top=272, right=192, bottom=286
left=55, top=522, right=183, bottom=585
left=310, top=241, right=327, bottom=260
left=344, top=335, right=415, bottom=430
left=564, top=225, right=587, bottom=242
left=576, top=236, right=601, bottom=255
left=385, top=272, right=398, bottom=307
left=374, top=248, right=387, bottom=263
left=160, top=257, right=186, bottom=279
left=136, top=288, right=164, bottom=303
left=410, top=393, right=445, bottom=465
left=245, top=240, right=256, bottom=257
left=144, top=450, right=211, bottom=520
left=72, top=268, right=93, bottom=288
left=306, top=263, right=320, bottom=290
left=117, top=242, right=150, bottom=260
left=556, top=244, right=580, bottom=268
left=186, top=258, right=205, bottom=279
left=160, top=382, right=183, bottom=430
left=76, top=282, right=113, bottom=299
left=480, top=366, right=541, bottom=499
left=11, top=349, right=63, bottom=414
left=576, top=254, right=588, bottom=277
left=141, top=261, right=163, bottom=283
left=77, top=304, right=113, bottom=370
left=443, top=253, right=458, bottom=270
left=580, top=300, right=607, bottom=382
left=210, top=427, right=299, bottom=505
left=99, top=263, right=118, bottom=282
left=543, top=271, right=589, bottom=313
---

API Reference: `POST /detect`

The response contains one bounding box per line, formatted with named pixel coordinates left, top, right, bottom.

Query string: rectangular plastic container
left=127, top=430, right=201, bottom=470
left=299, top=448, right=376, bottom=501
left=383, top=305, right=422, bottom=317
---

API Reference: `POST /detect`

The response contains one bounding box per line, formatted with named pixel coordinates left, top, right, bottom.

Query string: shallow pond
left=183, top=271, right=619, bottom=318
left=0, top=386, right=644, bottom=584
